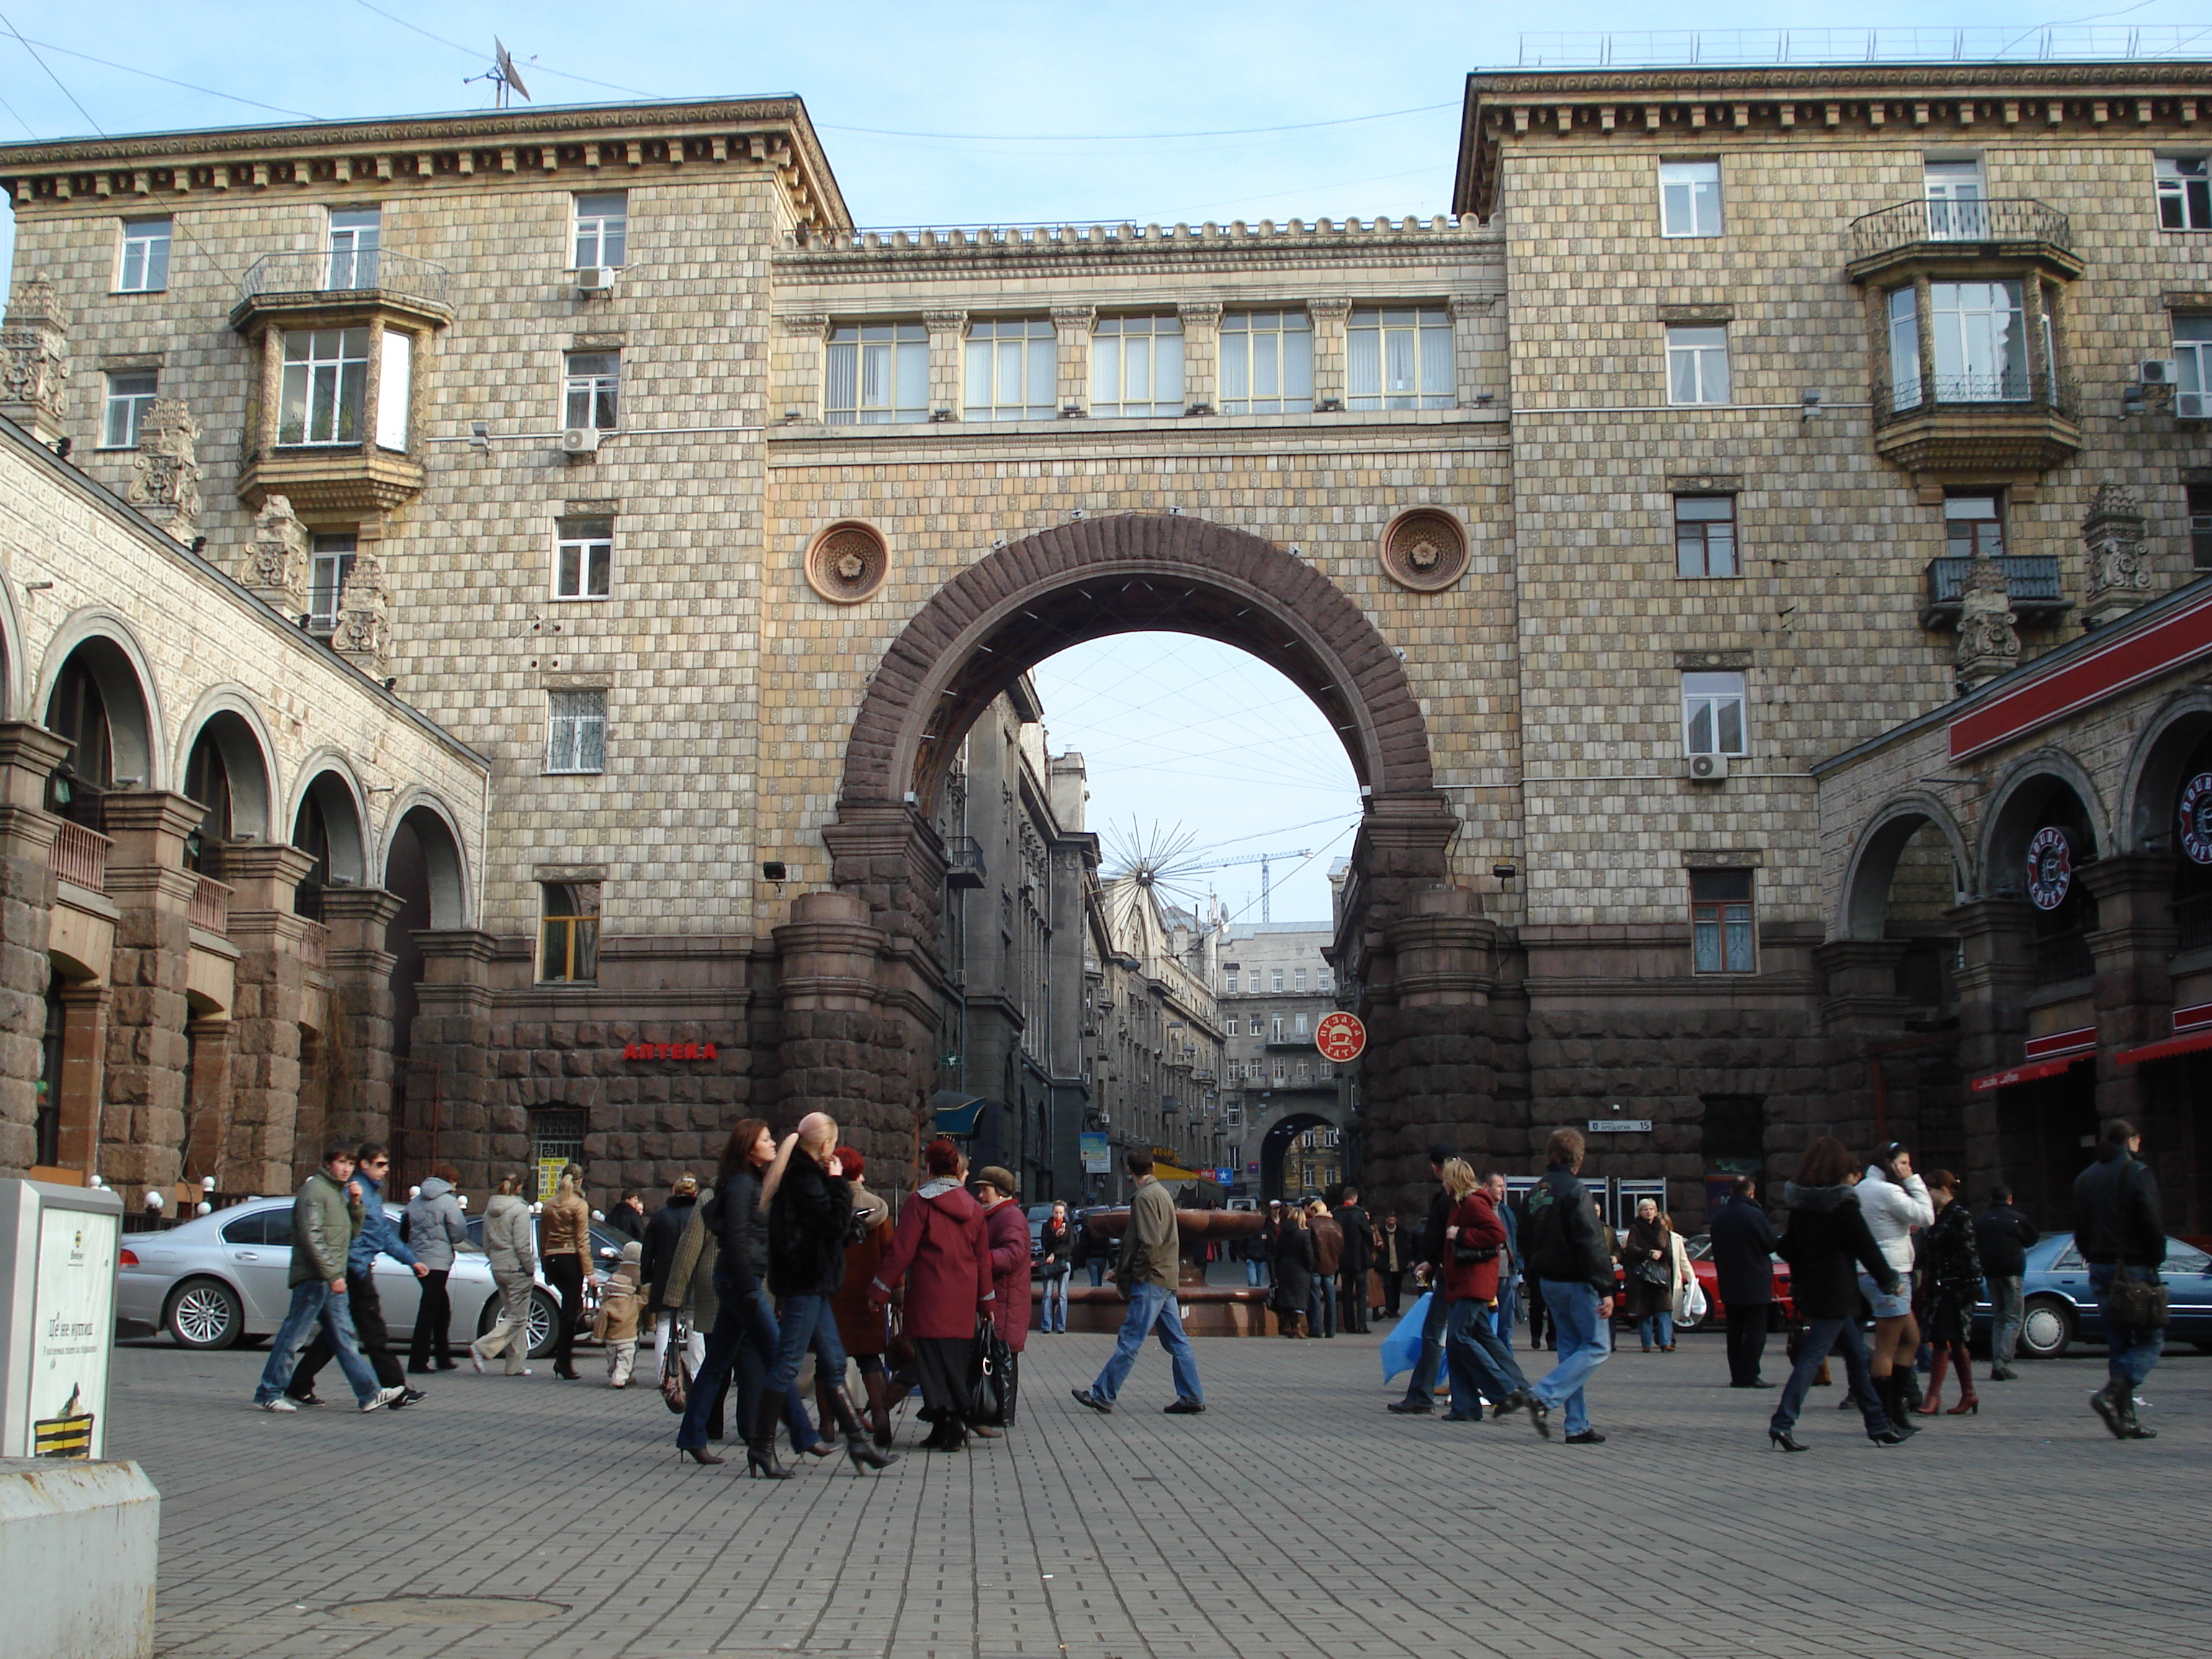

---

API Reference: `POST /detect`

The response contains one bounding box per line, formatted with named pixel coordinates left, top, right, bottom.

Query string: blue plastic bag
left=1380, top=1290, right=1431, bottom=1384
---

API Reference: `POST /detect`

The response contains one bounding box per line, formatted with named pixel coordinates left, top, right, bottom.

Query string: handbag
left=2104, top=1267, right=2170, bottom=1331
left=966, top=1315, right=1015, bottom=1426
left=1450, top=1242, right=1498, bottom=1266
left=658, top=1316, right=692, bottom=1414
left=1635, top=1257, right=1672, bottom=1287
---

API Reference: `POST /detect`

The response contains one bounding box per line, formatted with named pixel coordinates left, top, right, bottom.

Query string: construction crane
left=1175, top=849, right=1313, bottom=924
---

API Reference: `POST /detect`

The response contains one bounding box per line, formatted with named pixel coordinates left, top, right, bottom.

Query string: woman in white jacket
left=1856, top=1142, right=1934, bottom=1430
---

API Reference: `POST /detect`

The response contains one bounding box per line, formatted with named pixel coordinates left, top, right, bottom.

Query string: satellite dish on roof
left=469, top=37, right=534, bottom=107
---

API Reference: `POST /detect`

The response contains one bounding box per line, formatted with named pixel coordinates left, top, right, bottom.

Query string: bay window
left=1930, top=279, right=2028, bottom=401
left=279, top=328, right=370, bottom=446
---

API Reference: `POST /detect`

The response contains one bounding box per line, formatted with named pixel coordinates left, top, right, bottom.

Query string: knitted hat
left=620, top=1239, right=642, bottom=1262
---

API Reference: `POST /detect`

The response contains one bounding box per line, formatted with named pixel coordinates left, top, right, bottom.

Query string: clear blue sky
left=5, top=1, right=2190, bottom=920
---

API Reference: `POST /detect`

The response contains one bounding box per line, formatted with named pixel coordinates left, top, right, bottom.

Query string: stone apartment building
left=4, top=51, right=2212, bottom=1226
left=1215, top=922, right=1349, bottom=1200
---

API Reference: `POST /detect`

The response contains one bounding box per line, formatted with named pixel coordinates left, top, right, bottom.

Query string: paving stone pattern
left=112, top=1331, right=2206, bottom=1659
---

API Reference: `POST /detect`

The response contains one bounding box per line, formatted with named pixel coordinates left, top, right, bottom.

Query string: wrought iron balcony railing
left=1849, top=197, right=2073, bottom=263
left=944, top=837, right=986, bottom=889
left=1924, top=554, right=2064, bottom=610
left=1873, top=374, right=2078, bottom=428
left=238, top=249, right=450, bottom=311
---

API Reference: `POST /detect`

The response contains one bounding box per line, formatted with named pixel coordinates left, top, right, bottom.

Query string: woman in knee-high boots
left=1856, top=1141, right=1935, bottom=1433
left=1915, top=1170, right=1983, bottom=1417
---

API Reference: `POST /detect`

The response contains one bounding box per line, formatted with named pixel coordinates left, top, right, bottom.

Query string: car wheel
left=166, top=1277, right=243, bottom=1350
left=525, top=1289, right=559, bottom=1358
left=2018, top=1296, right=2074, bottom=1359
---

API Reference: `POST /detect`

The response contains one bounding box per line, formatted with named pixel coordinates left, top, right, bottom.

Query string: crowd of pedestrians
left=245, top=1111, right=2178, bottom=1460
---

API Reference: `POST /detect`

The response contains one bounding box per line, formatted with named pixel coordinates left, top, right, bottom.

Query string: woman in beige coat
left=541, top=1165, right=595, bottom=1380
left=470, top=1176, right=538, bottom=1377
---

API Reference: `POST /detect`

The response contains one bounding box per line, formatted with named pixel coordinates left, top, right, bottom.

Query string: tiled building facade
left=1215, top=923, right=1349, bottom=1200
left=4, top=57, right=2210, bottom=1223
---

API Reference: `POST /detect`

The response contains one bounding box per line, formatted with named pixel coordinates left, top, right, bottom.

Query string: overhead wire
left=6, top=35, right=325, bottom=120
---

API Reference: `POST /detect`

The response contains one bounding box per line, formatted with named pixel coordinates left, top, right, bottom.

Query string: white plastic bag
left=1678, top=1274, right=1708, bottom=1326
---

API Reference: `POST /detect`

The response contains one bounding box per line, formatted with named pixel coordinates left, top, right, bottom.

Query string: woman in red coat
left=973, top=1166, right=1030, bottom=1434
left=1439, top=1158, right=1534, bottom=1421
left=869, top=1138, right=994, bottom=1452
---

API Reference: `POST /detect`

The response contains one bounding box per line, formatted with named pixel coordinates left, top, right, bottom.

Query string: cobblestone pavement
left=112, top=1326, right=2208, bottom=1659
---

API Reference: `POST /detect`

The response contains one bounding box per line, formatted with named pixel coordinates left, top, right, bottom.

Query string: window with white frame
left=2157, top=156, right=2212, bottom=230
left=554, top=517, right=613, bottom=600
left=963, top=318, right=1056, bottom=420
left=572, top=191, right=628, bottom=269
left=1271, top=971, right=1284, bottom=992
left=1691, top=869, right=1755, bottom=974
left=1929, top=280, right=2027, bottom=401
left=1271, top=1015, right=1285, bottom=1040
left=1658, top=161, right=1722, bottom=237
left=116, top=217, right=171, bottom=292
left=1682, top=671, right=1748, bottom=757
left=326, top=207, right=381, bottom=289
left=2174, top=315, right=2212, bottom=401
left=1292, top=1012, right=1309, bottom=1037
left=1224, top=971, right=1238, bottom=993
left=1923, top=159, right=1987, bottom=239
left=1218, top=310, right=1313, bottom=413
left=1347, top=306, right=1453, bottom=410
left=307, top=534, right=356, bottom=633
left=1674, top=495, right=1738, bottom=578
left=1317, top=968, right=1331, bottom=992
left=1225, top=1102, right=1242, bottom=1128
left=1665, top=324, right=1730, bottom=405
left=825, top=322, right=928, bottom=424
left=564, top=351, right=619, bottom=430
left=1887, top=285, right=1922, bottom=410
left=1293, top=968, right=1306, bottom=991
left=1091, top=315, right=1184, bottom=416
left=546, top=688, right=608, bottom=774
left=279, top=328, right=370, bottom=445
left=377, top=329, right=410, bottom=451
left=1272, top=1061, right=1287, bottom=1084
left=2189, top=484, right=2212, bottom=570
left=101, top=369, right=158, bottom=449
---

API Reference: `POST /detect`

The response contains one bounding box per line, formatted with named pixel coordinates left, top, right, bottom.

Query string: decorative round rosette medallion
left=804, top=521, right=890, bottom=603
left=1379, top=508, right=1469, bottom=593
left=2026, top=825, right=2073, bottom=912
left=2181, top=773, right=2212, bottom=867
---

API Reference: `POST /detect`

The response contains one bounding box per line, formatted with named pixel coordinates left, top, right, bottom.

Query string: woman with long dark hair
left=1038, top=1201, right=1074, bottom=1334
left=868, top=1138, right=994, bottom=1452
left=1768, top=1136, right=1906, bottom=1451
left=1914, top=1169, right=1983, bottom=1417
left=1857, top=1139, right=1935, bottom=1431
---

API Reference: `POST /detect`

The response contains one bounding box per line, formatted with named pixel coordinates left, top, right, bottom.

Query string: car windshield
left=2164, top=1238, right=2211, bottom=1272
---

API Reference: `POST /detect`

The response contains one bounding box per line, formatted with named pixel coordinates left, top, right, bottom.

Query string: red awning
left=2115, top=1029, right=2212, bottom=1066
left=1968, top=1053, right=2092, bottom=1093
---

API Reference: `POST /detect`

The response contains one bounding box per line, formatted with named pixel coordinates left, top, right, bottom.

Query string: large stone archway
left=786, top=513, right=1506, bottom=1207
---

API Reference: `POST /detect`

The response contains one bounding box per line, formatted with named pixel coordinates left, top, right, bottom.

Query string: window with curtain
left=1682, top=671, right=1748, bottom=756
left=376, top=330, right=410, bottom=451
left=307, top=534, right=356, bottom=633
left=825, top=322, right=928, bottom=423
left=1887, top=286, right=1922, bottom=410
left=1665, top=324, right=1730, bottom=405
left=546, top=688, right=608, bottom=774
left=1218, top=310, right=1313, bottom=413
left=326, top=207, right=381, bottom=289
left=102, top=370, right=158, bottom=449
left=564, top=351, right=620, bottom=429
left=1091, top=315, right=1184, bottom=416
left=279, top=328, right=370, bottom=445
left=554, top=518, right=613, bottom=599
left=2174, top=314, right=2212, bottom=400
left=1929, top=280, right=2028, bottom=401
left=1923, top=159, right=1986, bottom=239
left=963, top=318, right=1056, bottom=420
left=1658, top=161, right=1722, bottom=237
left=1674, top=495, right=1738, bottom=577
left=1347, top=307, right=1453, bottom=410
left=1691, top=870, right=1755, bottom=974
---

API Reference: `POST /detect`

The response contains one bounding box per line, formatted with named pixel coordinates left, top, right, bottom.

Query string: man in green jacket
left=251, top=1141, right=403, bottom=1413
left=1071, top=1150, right=1205, bottom=1415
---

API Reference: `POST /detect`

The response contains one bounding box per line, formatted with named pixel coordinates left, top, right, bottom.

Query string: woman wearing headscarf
left=1270, top=1204, right=1314, bottom=1337
left=868, top=1138, right=994, bottom=1452
left=1914, top=1169, right=1984, bottom=1417
left=540, top=1164, right=595, bottom=1380
left=469, top=1174, right=538, bottom=1377
left=824, top=1146, right=898, bottom=1449
left=973, top=1166, right=1031, bottom=1434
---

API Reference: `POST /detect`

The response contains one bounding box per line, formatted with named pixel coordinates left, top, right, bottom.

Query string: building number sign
left=2182, top=773, right=2212, bottom=866
left=2026, top=826, right=2072, bottom=912
left=1314, top=1011, right=1367, bottom=1064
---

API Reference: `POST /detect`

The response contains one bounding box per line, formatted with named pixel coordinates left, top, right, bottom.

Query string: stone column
left=97, top=791, right=201, bottom=1191
left=1946, top=896, right=2036, bottom=1195
left=54, top=985, right=110, bottom=1175
left=923, top=310, right=967, bottom=421
left=409, top=929, right=498, bottom=1189
left=0, top=724, right=68, bottom=1173
left=2080, top=853, right=2180, bottom=1128
left=318, top=888, right=404, bottom=1150
left=1051, top=305, right=1095, bottom=417
left=1308, top=297, right=1352, bottom=410
left=775, top=888, right=905, bottom=1161
left=181, top=1017, right=231, bottom=1185
left=0, top=277, right=71, bottom=446
left=1814, top=939, right=1914, bottom=1159
left=1176, top=302, right=1221, bottom=414
left=217, top=842, right=318, bottom=1193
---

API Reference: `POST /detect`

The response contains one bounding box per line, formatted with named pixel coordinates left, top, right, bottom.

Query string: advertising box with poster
left=0, top=1179, right=125, bottom=1459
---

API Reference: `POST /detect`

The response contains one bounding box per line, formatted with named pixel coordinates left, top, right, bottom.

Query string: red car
left=1681, top=1234, right=1795, bottom=1329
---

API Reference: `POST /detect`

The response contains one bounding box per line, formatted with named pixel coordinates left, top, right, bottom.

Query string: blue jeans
left=763, top=1292, right=849, bottom=1406
left=1637, top=1309, right=1676, bottom=1349
left=1086, top=1260, right=1105, bottom=1287
left=1403, top=1287, right=1451, bottom=1399
left=1531, top=1280, right=1611, bottom=1435
left=1308, top=1274, right=1335, bottom=1337
left=1043, top=1272, right=1071, bottom=1331
left=1771, top=1316, right=1892, bottom=1437
left=1244, top=1258, right=1267, bottom=1288
left=678, top=1279, right=816, bottom=1451
left=1493, top=1280, right=1518, bottom=1349
left=1445, top=1297, right=1530, bottom=1415
left=2090, top=1263, right=2167, bottom=1390
left=254, top=1281, right=381, bottom=1406
left=1090, top=1282, right=1202, bottom=1405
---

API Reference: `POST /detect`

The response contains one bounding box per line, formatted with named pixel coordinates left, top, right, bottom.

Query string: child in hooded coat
left=595, top=1239, right=646, bottom=1387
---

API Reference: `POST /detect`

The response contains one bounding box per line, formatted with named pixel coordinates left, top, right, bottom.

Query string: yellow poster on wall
left=536, top=1158, right=566, bottom=1203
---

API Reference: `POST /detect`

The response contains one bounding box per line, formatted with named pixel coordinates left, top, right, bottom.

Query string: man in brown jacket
left=1308, top=1201, right=1344, bottom=1339
left=1071, top=1151, right=1205, bottom=1414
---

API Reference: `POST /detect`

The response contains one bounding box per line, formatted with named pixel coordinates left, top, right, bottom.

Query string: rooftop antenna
left=467, top=37, right=534, bottom=109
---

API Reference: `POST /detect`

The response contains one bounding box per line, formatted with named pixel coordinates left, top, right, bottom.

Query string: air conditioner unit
left=1686, top=752, right=1730, bottom=783
left=559, top=427, right=601, bottom=456
left=575, top=266, right=617, bottom=295
left=2139, top=359, right=2182, bottom=385
left=2178, top=392, right=2212, bottom=421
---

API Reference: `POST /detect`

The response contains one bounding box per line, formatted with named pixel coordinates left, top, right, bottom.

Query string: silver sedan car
left=115, top=1197, right=561, bottom=1357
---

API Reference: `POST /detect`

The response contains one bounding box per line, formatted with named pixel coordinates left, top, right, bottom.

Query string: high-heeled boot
left=864, top=1369, right=896, bottom=1448
left=745, top=1393, right=794, bottom=1480
left=830, top=1383, right=900, bottom=1473
left=1915, top=1350, right=1948, bottom=1414
left=1881, top=1373, right=1920, bottom=1435
left=1946, top=1349, right=1979, bottom=1414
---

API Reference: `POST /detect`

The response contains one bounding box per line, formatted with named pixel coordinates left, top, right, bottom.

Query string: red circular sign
left=1315, top=1011, right=1367, bottom=1063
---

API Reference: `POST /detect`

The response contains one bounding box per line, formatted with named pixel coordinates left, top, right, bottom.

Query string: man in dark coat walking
left=1335, top=1186, right=1373, bottom=1334
left=1974, top=1184, right=2038, bottom=1380
left=2073, top=1119, right=2167, bottom=1440
left=1708, top=1174, right=1779, bottom=1388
